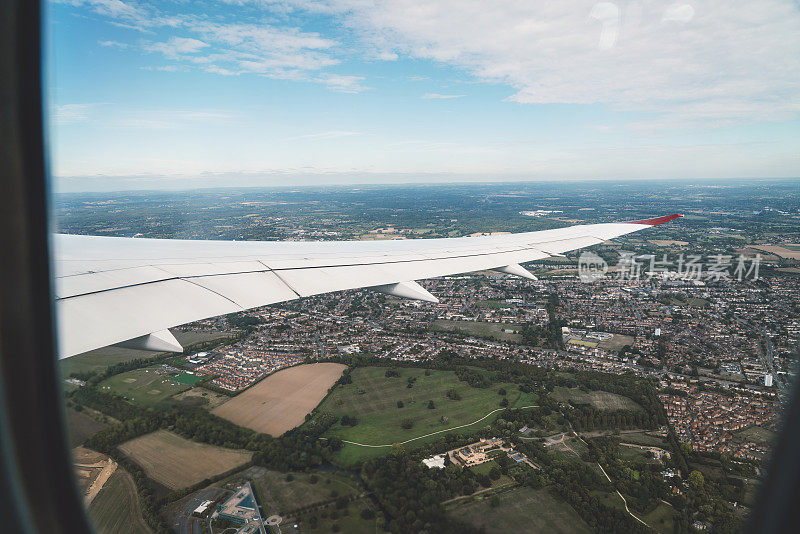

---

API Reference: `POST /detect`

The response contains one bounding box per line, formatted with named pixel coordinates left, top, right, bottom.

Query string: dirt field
left=649, top=239, right=689, bottom=246
left=749, top=245, right=800, bottom=260
left=118, top=430, right=252, bottom=489
left=212, top=363, right=346, bottom=436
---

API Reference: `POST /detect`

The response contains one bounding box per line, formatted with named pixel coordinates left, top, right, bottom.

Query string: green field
left=318, top=367, right=536, bottom=450
left=99, top=366, right=190, bottom=407
left=88, top=468, right=152, bottom=534
left=469, top=460, right=516, bottom=487
left=552, top=387, right=642, bottom=411
left=432, top=319, right=523, bottom=342
left=641, top=502, right=677, bottom=534
left=59, top=330, right=231, bottom=377
left=172, top=372, right=204, bottom=386
left=616, top=431, right=668, bottom=447
left=617, top=444, right=661, bottom=464
left=447, top=486, right=591, bottom=534
left=252, top=469, right=361, bottom=516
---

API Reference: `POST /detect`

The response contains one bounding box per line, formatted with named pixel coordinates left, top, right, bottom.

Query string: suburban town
left=179, top=262, right=790, bottom=463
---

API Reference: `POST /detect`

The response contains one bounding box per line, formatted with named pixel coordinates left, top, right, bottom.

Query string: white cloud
left=422, top=93, right=465, bottom=99
left=60, top=0, right=360, bottom=92
left=98, top=39, right=128, bottom=48
left=279, top=0, right=800, bottom=126
left=315, top=73, right=369, bottom=93
left=145, top=37, right=209, bottom=59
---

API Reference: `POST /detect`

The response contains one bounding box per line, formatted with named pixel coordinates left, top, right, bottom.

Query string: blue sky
left=47, top=1, right=800, bottom=190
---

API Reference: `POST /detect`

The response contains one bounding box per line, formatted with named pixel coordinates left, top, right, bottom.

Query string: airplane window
left=39, top=1, right=800, bottom=534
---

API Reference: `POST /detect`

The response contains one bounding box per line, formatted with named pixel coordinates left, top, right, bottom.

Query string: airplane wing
left=52, top=214, right=682, bottom=358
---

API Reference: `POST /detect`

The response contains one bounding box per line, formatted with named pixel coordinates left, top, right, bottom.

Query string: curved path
left=570, top=430, right=650, bottom=529
left=341, top=405, right=539, bottom=448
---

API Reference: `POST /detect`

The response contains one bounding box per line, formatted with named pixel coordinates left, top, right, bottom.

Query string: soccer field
left=318, top=366, right=536, bottom=448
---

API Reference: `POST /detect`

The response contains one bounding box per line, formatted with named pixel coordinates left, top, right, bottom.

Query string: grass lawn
left=88, top=468, right=152, bottom=534
left=172, top=372, right=204, bottom=386
left=447, top=486, right=591, bottom=534
left=319, top=367, right=536, bottom=449
left=618, top=444, right=660, bottom=464
left=641, top=502, right=677, bottom=534
left=251, top=470, right=361, bottom=516
left=551, top=387, right=642, bottom=411
left=59, top=330, right=231, bottom=377
left=616, top=431, right=668, bottom=447
left=431, top=319, right=523, bottom=342
left=469, top=460, right=516, bottom=487
left=296, top=497, right=378, bottom=534
left=99, top=365, right=190, bottom=407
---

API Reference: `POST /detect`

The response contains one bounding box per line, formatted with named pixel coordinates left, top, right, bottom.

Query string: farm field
left=749, top=245, right=800, bottom=260
left=65, top=407, right=108, bottom=447
left=212, top=362, right=346, bottom=436
left=446, top=486, right=591, bottom=534
left=118, top=430, right=252, bottom=489
left=551, top=386, right=642, bottom=411
left=319, top=367, right=536, bottom=448
left=432, top=319, right=523, bottom=342
left=88, top=468, right=152, bottom=534
left=60, top=330, right=231, bottom=377
left=251, top=468, right=361, bottom=515
left=99, top=365, right=190, bottom=407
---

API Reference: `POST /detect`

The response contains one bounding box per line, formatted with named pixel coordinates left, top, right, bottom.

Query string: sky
left=47, top=0, right=800, bottom=191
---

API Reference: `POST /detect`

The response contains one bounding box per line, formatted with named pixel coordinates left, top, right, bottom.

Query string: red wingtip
left=627, top=214, right=683, bottom=226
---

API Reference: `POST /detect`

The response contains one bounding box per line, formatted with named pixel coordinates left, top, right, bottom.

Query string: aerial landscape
left=40, top=0, right=800, bottom=532
left=58, top=180, right=799, bottom=534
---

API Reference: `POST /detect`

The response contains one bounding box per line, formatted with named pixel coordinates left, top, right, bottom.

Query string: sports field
left=446, top=486, right=591, bottom=534
left=212, top=362, right=346, bottom=436
left=99, top=366, right=190, bottom=407
left=118, top=430, right=252, bottom=489
left=88, top=468, right=152, bottom=534
left=551, top=386, right=642, bottom=411
left=318, top=366, right=537, bottom=447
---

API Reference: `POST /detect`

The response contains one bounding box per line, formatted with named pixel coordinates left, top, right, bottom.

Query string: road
left=341, top=405, right=539, bottom=447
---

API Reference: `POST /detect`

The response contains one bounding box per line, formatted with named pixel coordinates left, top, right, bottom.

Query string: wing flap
left=53, top=215, right=682, bottom=358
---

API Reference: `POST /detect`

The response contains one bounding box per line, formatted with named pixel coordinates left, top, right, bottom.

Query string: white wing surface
left=52, top=214, right=682, bottom=358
